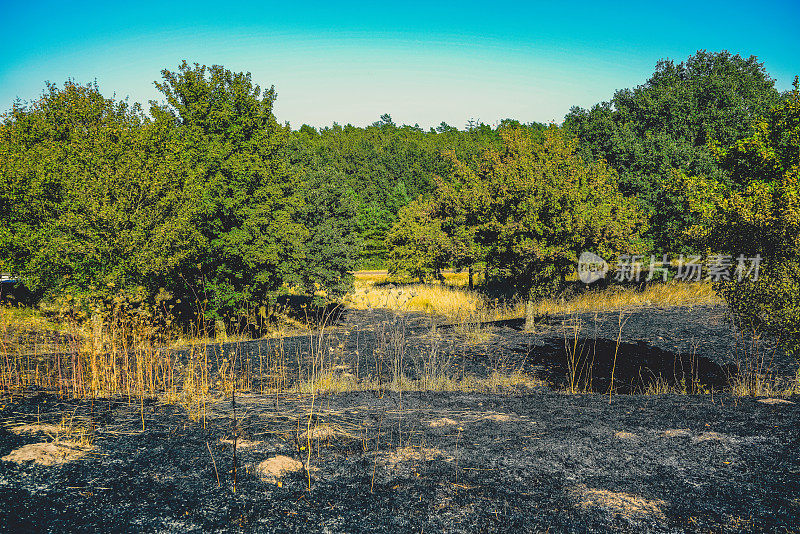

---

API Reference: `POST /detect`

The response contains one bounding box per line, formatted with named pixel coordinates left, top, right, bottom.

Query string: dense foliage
left=683, top=79, right=800, bottom=355
left=564, top=50, right=782, bottom=251
left=0, top=63, right=358, bottom=320
left=287, top=116, right=544, bottom=267
left=2, top=51, right=799, bottom=354
left=387, top=127, right=645, bottom=294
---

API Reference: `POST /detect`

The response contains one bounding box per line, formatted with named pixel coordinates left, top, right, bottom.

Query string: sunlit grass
left=297, top=370, right=545, bottom=394
left=346, top=280, right=511, bottom=321
left=530, top=282, right=721, bottom=316
left=348, top=275, right=718, bottom=321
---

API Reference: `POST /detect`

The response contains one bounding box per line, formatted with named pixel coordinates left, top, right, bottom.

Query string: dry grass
left=1, top=441, right=95, bottom=466
left=346, top=282, right=485, bottom=318
left=531, top=282, right=721, bottom=316
left=349, top=276, right=719, bottom=324
left=2, top=274, right=794, bottom=408
left=0, top=306, right=70, bottom=335
left=727, top=328, right=800, bottom=398
left=353, top=271, right=473, bottom=287
left=572, top=485, right=667, bottom=522
left=9, top=418, right=94, bottom=445
left=380, top=446, right=453, bottom=469
left=729, top=375, right=799, bottom=398
left=295, top=370, right=544, bottom=395
left=346, top=277, right=523, bottom=325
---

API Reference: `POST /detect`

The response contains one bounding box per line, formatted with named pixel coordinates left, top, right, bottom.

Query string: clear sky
left=0, top=0, right=797, bottom=129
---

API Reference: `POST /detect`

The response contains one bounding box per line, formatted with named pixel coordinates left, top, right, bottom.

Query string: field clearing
left=348, top=272, right=722, bottom=323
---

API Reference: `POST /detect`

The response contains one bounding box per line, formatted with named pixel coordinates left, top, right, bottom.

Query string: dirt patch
left=428, top=417, right=458, bottom=427
left=1, top=441, right=95, bottom=466
left=614, top=431, right=638, bottom=440
left=380, top=446, right=453, bottom=469
left=572, top=485, right=667, bottom=522
left=254, top=455, right=304, bottom=484
left=8, top=423, right=65, bottom=435
left=758, top=398, right=795, bottom=405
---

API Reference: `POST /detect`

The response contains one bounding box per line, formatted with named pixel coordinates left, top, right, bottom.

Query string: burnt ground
left=1, top=304, right=799, bottom=533
left=198, top=304, right=794, bottom=395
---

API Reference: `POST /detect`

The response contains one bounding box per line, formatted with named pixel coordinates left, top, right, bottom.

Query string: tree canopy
left=387, top=127, right=645, bottom=294
left=564, top=50, right=782, bottom=251
left=683, top=79, right=800, bottom=354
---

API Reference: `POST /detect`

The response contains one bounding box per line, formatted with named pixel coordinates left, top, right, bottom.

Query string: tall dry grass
left=346, top=278, right=522, bottom=322
left=530, top=282, right=721, bottom=316
left=2, top=275, right=796, bottom=408
left=351, top=273, right=720, bottom=319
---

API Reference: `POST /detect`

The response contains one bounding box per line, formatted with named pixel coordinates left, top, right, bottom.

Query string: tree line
left=1, top=51, right=798, bottom=352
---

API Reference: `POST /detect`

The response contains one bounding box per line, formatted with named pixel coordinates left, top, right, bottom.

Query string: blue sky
left=0, top=0, right=797, bottom=129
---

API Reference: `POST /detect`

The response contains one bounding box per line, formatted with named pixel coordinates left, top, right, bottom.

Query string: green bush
left=685, top=79, right=800, bottom=355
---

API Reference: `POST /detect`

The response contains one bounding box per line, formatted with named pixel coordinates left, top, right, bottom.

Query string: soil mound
left=572, top=485, right=667, bottom=522
left=255, top=455, right=303, bottom=484
left=1, top=441, right=94, bottom=466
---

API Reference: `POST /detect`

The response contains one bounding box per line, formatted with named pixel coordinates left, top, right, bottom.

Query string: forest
left=1, top=50, right=799, bottom=353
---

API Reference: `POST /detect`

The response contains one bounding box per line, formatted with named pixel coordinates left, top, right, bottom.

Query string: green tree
left=453, top=127, right=645, bottom=293
left=151, top=61, right=304, bottom=317
left=684, top=79, right=800, bottom=355
left=386, top=199, right=450, bottom=282
left=564, top=50, right=782, bottom=251
left=0, top=63, right=318, bottom=321
left=0, top=81, right=177, bottom=302
left=385, top=126, right=645, bottom=293
left=295, top=169, right=361, bottom=299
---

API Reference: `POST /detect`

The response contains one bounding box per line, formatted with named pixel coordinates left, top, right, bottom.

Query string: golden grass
left=350, top=275, right=720, bottom=323
left=728, top=373, right=799, bottom=398
left=2, top=274, right=794, bottom=408
left=571, top=485, right=667, bottom=522
left=530, top=282, right=721, bottom=316
left=346, top=278, right=523, bottom=323
left=0, top=305, right=68, bottom=334
left=346, top=282, right=483, bottom=317
left=353, top=270, right=473, bottom=287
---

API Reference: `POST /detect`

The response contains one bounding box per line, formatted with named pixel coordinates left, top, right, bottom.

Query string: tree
left=151, top=61, right=304, bottom=318
left=455, top=127, right=645, bottom=294
left=0, top=81, right=177, bottom=303
left=0, top=63, right=311, bottom=321
left=295, top=169, right=361, bottom=299
left=385, top=126, right=645, bottom=294
left=564, top=50, right=782, bottom=252
left=386, top=199, right=450, bottom=282
left=684, top=78, right=800, bottom=355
